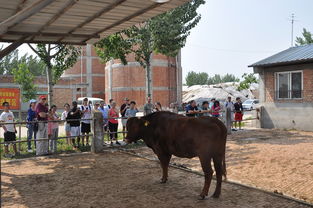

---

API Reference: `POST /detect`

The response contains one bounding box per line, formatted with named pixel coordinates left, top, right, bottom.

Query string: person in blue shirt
left=99, top=101, right=109, bottom=131
left=185, top=100, right=200, bottom=117
left=26, top=99, right=37, bottom=152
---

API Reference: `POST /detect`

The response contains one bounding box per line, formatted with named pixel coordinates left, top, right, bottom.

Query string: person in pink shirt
left=211, top=100, right=221, bottom=118
left=108, top=101, right=120, bottom=146
left=48, top=105, right=59, bottom=153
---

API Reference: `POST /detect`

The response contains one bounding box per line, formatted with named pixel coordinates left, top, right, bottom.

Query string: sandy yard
left=130, top=128, right=313, bottom=204
left=1, top=151, right=312, bottom=208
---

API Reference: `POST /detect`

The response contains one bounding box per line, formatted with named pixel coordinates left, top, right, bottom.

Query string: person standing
left=0, top=102, right=17, bottom=158
left=211, top=100, right=221, bottom=118
left=67, top=101, right=82, bottom=149
left=26, top=99, right=37, bottom=152
left=225, top=96, right=235, bottom=131
left=108, top=99, right=114, bottom=109
left=80, top=98, right=91, bottom=146
left=199, top=101, right=210, bottom=117
left=99, top=101, right=109, bottom=132
left=120, top=98, right=130, bottom=140
left=143, top=97, right=154, bottom=116
left=125, top=101, right=139, bottom=119
left=234, top=97, right=244, bottom=130
left=185, top=100, right=199, bottom=117
left=61, top=103, right=71, bottom=144
left=35, top=95, right=49, bottom=155
left=108, top=101, right=120, bottom=145
left=155, top=102, right=162, bottom=112
left=48, top=105, right=59, bottom=153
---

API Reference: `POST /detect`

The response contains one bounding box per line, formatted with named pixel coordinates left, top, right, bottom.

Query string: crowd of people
left=0, top=95, right=163, bottom=157
left=185, top=96, right=244, bottom=131
left=1, top=95, right=245, bottom=157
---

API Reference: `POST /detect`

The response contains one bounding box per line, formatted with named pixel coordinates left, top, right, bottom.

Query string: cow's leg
left=212, top=155, right=223, bottom=198
left=157, top=154, right=172, bottom=183
left=199, top=156, right=213, bottom=199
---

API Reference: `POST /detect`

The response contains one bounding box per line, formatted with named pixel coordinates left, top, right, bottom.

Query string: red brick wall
left=264, top=68, right=313, bottom=103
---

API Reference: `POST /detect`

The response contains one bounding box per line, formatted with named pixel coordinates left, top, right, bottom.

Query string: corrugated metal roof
left=249, top=44, right=313, bottom=67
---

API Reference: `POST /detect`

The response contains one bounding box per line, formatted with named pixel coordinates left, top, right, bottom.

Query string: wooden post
left=226, top=108, right=232, bottom=135
left=91, top=111, right=104, bottom=153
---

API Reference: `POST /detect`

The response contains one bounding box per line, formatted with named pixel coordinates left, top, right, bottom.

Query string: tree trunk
left=46, top=66, right=53, bottom=107
left=145, top=63, right=152, bottom=98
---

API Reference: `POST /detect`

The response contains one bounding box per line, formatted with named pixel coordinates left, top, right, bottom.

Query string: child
left=48, top=105, right=59, bottom=153
left=211, top=100, right=221, bottom=117
left=0, top=102, right=17, bottom=158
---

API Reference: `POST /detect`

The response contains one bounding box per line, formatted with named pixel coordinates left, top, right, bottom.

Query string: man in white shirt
left=0, top=102, right=17, bottom=157
left=224, top=96, right=235, bottom=131
left=80, top=98, right=92, bottom=146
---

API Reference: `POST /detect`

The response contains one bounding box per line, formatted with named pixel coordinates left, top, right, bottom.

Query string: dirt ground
left=1, top=151, right=312, bottom=208
left=130, top=128, right=313, bottom=204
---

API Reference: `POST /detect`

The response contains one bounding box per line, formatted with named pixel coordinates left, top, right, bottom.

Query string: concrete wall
left=260, top=102, right=313, bottom=131
left=255, top=63, right=313, bottom=131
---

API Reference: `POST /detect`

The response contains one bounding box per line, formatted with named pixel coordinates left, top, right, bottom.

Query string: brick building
left=0, top=44, right=182, bottom=110
left=250, top=44, right=313, bottom=131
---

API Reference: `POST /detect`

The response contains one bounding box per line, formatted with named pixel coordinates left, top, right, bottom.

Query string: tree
left=12, top=63, right=37, bottom=102
left=185, top=71, right=208, bottom=86
left=28, top=44, right=80, bottom=106
left=237, top=73, right=258, bottom=91
left=295, top=28, right=313, bottom=46
left=0, top=48, right=19, bottom=75
left=207, top=73, right=239, bottom=85
left=0, top=48, right=45, bottom=76
left=95, top=0, right=205, bottom=97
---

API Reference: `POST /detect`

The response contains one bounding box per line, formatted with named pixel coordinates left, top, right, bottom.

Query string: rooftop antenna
left=288, top=13, right=298, bottom=47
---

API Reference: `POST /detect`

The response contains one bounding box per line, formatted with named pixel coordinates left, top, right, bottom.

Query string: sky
left=1, top=0, right=313, bottom=82
left=181, top=0, right=313, bottom=81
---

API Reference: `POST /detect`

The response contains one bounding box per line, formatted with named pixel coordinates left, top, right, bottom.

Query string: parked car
left=77, top=97, right=104, bottom=109
left=242, top=99, right=259, bottom=110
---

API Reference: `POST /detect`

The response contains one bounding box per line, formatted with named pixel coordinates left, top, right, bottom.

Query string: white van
left=77, top=97, right=104, bottom=109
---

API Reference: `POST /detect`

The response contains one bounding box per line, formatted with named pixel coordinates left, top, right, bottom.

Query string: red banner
left=0, top=88, right=21, bottom=110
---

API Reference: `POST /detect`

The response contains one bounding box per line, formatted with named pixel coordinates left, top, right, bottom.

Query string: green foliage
left=185, top=71, right=240, bottom=86
left=0, top=48, right=45, bottom=76
left=295, top=28, right=313, bottom=46
left=237, top=73, right=258, bottom=91
left=95, top=0, right=205, bottom=96
left=185, top=71, right=208, bottom=86
left=12, top=63, right=37, bottom=102
left=0, top=49, right=19, bottom=75
left=29, top=44, right=80, bottom=85
left=96, top=0, right=205, bottom=65
left=52, top=45, right=81, bottom=84
left=207, top=73, right=240, bottom=85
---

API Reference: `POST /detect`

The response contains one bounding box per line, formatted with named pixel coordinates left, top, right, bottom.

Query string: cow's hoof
left=211, top=193, right=220, bottom=198
left=198, top=195, right=206, bottom=200
left=160, top=179, right=167, bottom=184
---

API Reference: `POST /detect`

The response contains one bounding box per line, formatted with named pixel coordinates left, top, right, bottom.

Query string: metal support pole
left=226, top=108, right=232, bottom=135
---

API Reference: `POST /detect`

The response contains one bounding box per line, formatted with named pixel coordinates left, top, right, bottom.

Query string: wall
left=105, top=52, right=181, bottom=107
left=257, top=63, right=313, bottom=131
left=260, top=102, right=313, bottom=131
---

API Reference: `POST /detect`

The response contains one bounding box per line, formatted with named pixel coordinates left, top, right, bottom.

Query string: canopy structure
left=0, top=0, right=190, bottom=58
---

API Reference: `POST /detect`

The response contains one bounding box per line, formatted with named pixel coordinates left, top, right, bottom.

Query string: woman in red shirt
left=211, top=100, right=221, bottom=118
left=108, top=102, right=120, bottom=145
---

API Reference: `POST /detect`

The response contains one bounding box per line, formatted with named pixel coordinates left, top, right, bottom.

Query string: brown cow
left=125, top=111, right=227, bottom=199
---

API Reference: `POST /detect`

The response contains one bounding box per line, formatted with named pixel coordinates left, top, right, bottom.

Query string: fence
left=0, top=109, right=260, bottom=157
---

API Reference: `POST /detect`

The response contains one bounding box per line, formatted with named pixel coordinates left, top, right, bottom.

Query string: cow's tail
left=222, top=153, right=227, bottom=181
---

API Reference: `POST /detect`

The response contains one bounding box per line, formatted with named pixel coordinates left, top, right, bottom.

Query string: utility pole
left=291, top=13, right=295, bottom=47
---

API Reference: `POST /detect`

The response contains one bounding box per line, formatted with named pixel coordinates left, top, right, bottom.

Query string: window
left=276, top=71, right=302, bottom=99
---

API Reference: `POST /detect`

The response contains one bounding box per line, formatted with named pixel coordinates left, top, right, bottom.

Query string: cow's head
left=125, top=117, right=150, bottom=143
